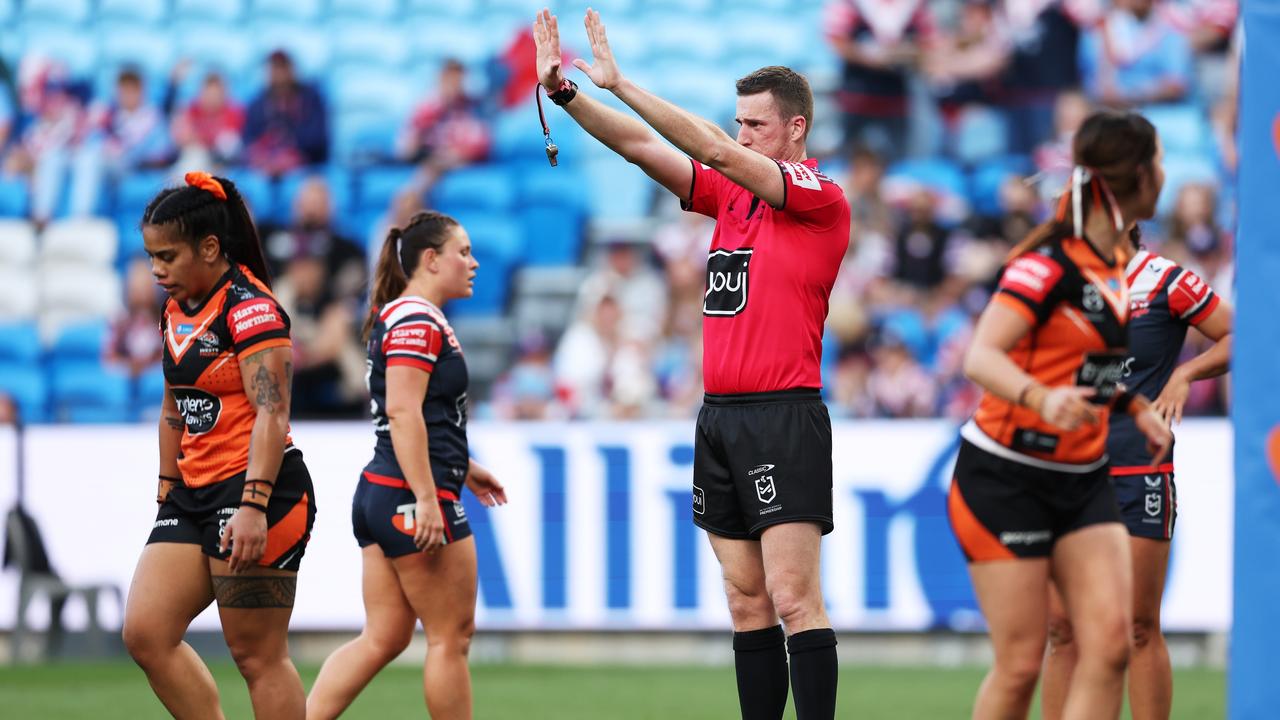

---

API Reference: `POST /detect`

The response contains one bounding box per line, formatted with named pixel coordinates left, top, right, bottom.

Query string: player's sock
left=733, top=624, right=789, bottom=720
left=787, top=628, right=837, bottom=720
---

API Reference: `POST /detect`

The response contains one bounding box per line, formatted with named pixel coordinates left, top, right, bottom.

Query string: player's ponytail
left=1008, top=110, right=1157, bottom=262
left=362, top=210, right=460, bottom=340
left=141, top=172, right=273, bottom=288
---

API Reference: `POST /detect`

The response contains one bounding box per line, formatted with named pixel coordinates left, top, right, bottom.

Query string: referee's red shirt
left=683, top=158, right=850, bottom=394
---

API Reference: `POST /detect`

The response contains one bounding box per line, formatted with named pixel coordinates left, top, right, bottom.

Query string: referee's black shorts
left=693, top=388, right=834, bottom=540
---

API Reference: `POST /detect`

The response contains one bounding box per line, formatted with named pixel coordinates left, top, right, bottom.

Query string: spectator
left=105, top=258, right=165, bottom=378
left=865, top=323, right=938, bottom=418
left=171, top=71, right=244, bottom=171
left=73, top=68, right=174, bottom=215
left=1001, top=0, right=1100, bottom=153
left=243, top=50, right=328, bottom=176
left=0, top=392, right=17, bottom=425
left=575, top=238, right=668, bottom=344
left=489, top=332, right=567, bottom=421
left=263, top=177, right=366, bottom=303
left=1079, top=0, right=1194, bottom=108
left=1032, top=88, right=1091, bottom=200
left=924, top=0, right=1012, bottom=161
left=398, top=59, right=491, bottom=192
left=824, top=0, right=939, bottom=160
left=553, top=290, right=622, bottom=418
left=273, top=241, right=366, bottom=419
left=367, top=189, right=425, bottom=271
left=892, top=187, right=953, bottom=291
left=5, top=58, right=89, bottom=227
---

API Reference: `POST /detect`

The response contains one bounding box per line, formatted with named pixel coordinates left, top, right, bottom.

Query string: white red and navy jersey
left=1109, top=250, right=1220, bottom=474
left=161, top=264, right=293, bottom=487
left=363, top=296, right=469, bottom=483
left=682, top=157, right=851, bottom=394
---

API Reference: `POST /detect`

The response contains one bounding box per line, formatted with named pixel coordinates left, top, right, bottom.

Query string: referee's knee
left=765, top=578, right=823, bottom=630
left=722, top=578, right=775, bottom=630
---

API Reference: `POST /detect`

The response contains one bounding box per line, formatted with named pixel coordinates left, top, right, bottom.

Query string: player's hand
left=1037, top=386, right=1101, bottom=431
left=220, top=505, right=268, bottom=574
left=534, top=9, right=566, bottom=92
left=572, top=8, right=623, bottom=91
left=1135, top=405, right=1174, bottom=466
left=1152, top=370, right=1191, bottom=427
left=466, top=462, right=508, bottom=508
left=414, top=496, right=446, bottom=552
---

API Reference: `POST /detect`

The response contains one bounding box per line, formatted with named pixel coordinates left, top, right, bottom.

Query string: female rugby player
left=123, top=172, right=316, bottom=719
left=949, top=112, right=1173, bottom=720
left=1041, top=239, right=1233, bottom=720
left=307, top=211, right=506, bottom=720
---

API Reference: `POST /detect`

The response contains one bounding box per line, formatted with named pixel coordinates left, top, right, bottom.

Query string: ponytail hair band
left=185, top=171, right=228, bottom=201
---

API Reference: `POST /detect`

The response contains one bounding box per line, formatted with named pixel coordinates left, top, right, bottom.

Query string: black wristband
left=239, top=500, right=269, bottom=513
left=549, top=78, right=578, bottom=106
left=159, top=474, right=182, bottom=483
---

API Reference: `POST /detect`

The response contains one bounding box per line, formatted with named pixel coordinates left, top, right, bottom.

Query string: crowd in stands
left=0, top=0, right=1238, bottom=423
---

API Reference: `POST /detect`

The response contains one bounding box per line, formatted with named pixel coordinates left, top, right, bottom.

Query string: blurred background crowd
left=0, top=0, right=1238, bottom=424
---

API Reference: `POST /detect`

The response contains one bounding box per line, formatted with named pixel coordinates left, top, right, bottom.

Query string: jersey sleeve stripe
left=386, top=356, right=435, bottom=371
left=1187, top=293, right=1220, bottom=325
left=387, top=349, right=438, bottom=361
left=236, top=336, right=292, bottom=358
left=1126, top=252, right=1153, bottom=285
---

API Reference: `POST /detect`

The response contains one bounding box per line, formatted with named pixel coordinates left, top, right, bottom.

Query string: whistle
left=545, top=141, right=559, bottom=167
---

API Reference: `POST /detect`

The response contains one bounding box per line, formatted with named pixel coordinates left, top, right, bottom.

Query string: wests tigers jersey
left=363, top=296, right=469, bottom=488
left=162, top=264, right=293, bottom=487
left=962, top=233, right=1131, bottom=470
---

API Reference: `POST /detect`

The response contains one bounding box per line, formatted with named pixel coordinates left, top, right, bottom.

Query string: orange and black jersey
left=162, top=264, right=293, bottom=488
left=962, top=233, right=1131, bottom=470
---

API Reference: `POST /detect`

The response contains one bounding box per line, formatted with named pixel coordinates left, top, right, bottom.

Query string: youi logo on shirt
left=704, top=249, right=753, bottom=316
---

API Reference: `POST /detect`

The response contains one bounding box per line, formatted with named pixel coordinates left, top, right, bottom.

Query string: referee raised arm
left=536, top=10, right=850, bottom=720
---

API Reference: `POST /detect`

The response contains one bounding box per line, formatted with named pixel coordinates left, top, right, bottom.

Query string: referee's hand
left=534, top=9, right=566, bottom=92
left=571, top=9, right=622, bottom=91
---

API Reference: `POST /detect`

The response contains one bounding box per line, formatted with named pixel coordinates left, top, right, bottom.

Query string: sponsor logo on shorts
left=999, top=530, right=1052, bottom=546
left=452, top=501, right=467, bottom=523
left=1145, top=475, right=1162, bottom=489
left=154, top=518, right=180, bottom=528
left=392, top=502, right=417, bottom=536
left=755, top=474, right=776, bottom=505
left=703, top=249, right=753, bottom=317
left=692, top=485, right=705, bottom=515
left=748, top=464, right=774, bottom=476
left=1145, top=493, right=1162, bottom=517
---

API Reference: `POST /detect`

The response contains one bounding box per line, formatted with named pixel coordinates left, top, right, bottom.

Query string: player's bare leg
left=967, top=558, right=1051, bottom=719
left=307, top=545, right=416, bottom=719
left=212, top=561, right=305, bottom=720
left=1052, top=524, right=1133, bottom=720
left=1040, top=583, right=1076, bottom=720
left=394, top=536, right=478, bottom=720
left=1128, top=537, right=1173, bottom=720
left=709, top=533, right=789, bottom=720
left=123, top=543, right=222, bottom=720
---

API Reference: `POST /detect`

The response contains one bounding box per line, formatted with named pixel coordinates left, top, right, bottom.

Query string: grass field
left=0, top=661, right=1225, bottom=718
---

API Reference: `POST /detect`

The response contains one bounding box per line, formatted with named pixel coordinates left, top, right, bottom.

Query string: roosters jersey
left=363, top=296, right=470, bottom=489
left=682, top=158, right=850, bottom=394
left=161, top=264, right=293, bottom=487
left=962, top=233, right=1132, bottom=471
left=1109, top=250, right=1220, bottom=474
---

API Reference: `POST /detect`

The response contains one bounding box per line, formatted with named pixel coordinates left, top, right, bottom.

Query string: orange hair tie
left=184, top=171, right=227, bottom=201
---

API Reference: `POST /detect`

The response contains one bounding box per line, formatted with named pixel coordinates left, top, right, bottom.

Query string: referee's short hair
left=736, top=66, right=813, bottom=137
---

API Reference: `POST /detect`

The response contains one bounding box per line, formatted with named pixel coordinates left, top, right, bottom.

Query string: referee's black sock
left=787, top=628, right=838, bottom=720
left=733, top=624, right=789, bottom=720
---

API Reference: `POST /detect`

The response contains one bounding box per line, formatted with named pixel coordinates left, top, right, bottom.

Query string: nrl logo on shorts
left=751, top=464, right=776, bottom=504
left=1145, top=493, right=1162, bottom=517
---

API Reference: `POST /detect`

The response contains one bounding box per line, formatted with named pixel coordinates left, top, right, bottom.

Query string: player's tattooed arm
left=212, top=575, right=297, bottom=608
left=241, top=347, right=292, bottom=416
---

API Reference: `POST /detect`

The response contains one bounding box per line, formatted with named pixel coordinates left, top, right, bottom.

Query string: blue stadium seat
left=0, top=0, right=14, bottom=27
left=97, top=25, right=177, bottom=81
left=115, top=170, right=169, bottom=219
left=356, top=166, right=419, bottom=214
left=97, top=0, right=168, bottom=24
left=406, top=18, right=495, bottom=65
left=0, top=177, right=29, bottom=217
left=406, top=0, right=480, bottom=18
left=254, top=23, right=331, bottom=80
left=172, top=0, right=246, bottom=24
left=328, top=65, right=416, bottom=117
left=643, top=16, right=725, bottom=63
left=329, top=0, right=401, bottom=21
left=968, top=156, right=1033, bottom=216
left=0, top=322, right=40, bottom=364
left=1158, top=153, right=1220, bottom=217
left=887, top=158, right=968, bottom=199
left=519, top=206, right=584, bottom=266
left=430, top=167, right=518, bottom=215
left=133, top=364, right=167, bottom=418
left=585, top=155, right=657, bottom=221
left=333, top=109, right=404, bottom=165
left=50, top=360, right=131, bottom=424
left=1144, top=104, right=1212, bottom=155
left=642, top=0, right=716, bottom=12
left=173, top=23, right=258, bottom=82
left=20, top=25, right=100, bottom=76
left=22, top=0, right=92, bottom=24
left=720, top=12, right=809, bottom=68
left=0, top=363, right=48, bottom=423
left=52, top=320, right=110, bottom=360
left=329, top=22, right=412, bottom=69
left=278, top=167, right=356, bottom=225
left=251, top=0, right=323, bottom=23
left=221, top=171, right=277, bottom=226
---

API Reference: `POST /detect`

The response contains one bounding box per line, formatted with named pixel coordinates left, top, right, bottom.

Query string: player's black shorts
left=1112, top=471, right=1177, bottom=540
left=948, top=439, right=1121, bottom=562
left=352, top=466, right=472, bottom=558
left=148, top=449, right=316, bottom=572
left=693, top=388, right=833, bottom=540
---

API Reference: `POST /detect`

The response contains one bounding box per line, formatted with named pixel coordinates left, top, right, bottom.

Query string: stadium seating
left=0, top=220, right=38, bottom=268
left=0, top=269, right=38, bottom=321
left=329, top=0, right=401, bottom=22
left=40, top=219, right=119, bottom=269
left=133, top=364, right=167, bottom=419
left=96, top=24, right=177, bottom=82
left=97, top=0, right=168, bottom=25
left=430, top=166, right=518, bottom=216
left=0, top=178, right=29, bottom=217
left=20, top=0, right=92, bottom=25
left=50, top=359, right=131, bottom=423
left=328, top=22, right=412, bottom=69
left=0, top=364, right=48, bottom=422
left=19, top=24, right=100, bottom=76
left=0, top=322, right=40, bottom=364
left=251, top=0, right=323, bottom=23
left=172, top=0, right=246, bottom=24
